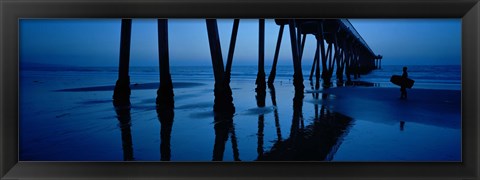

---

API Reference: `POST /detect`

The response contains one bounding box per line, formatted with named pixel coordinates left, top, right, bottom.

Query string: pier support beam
left=328, top=33, right=340, bottom=85
left=325, top=41, right=334, bottom=87
left=113, top=19, right=132, bottom=106
left=299, top=34, right=307, bottom=61
left=345, top=45, right=354, bottom=82
left=225, top=19, right=240, bottom=84
left=288, top=20, right=304, bottom=95
left=317, top=23, right=329, bottom=87
left=155, top=19, right=175, bottom=159
left=309, top=43, right=319, bottom=81
left=206, top=19, right=235, bottom=114
left=256, top=19, right=267, bottom=158
left=314, top=39, right=321, bottom=87
left=352, top=49, right=357, bottom=80
left=207, top=19, right=238, bottom=161
left=267, top=24, right=284, bottom=86
left=309, top=41, right=319, bottom=81
left=336, top=38, right=346, bottom=84
left=256, top=19, right=267, bottom=107
left=156, top=19, right=175, bottom=109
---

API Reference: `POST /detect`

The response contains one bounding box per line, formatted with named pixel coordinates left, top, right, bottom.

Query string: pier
left=111, top=18, right=381, bottom=160
left=113, top=18, right=382, bottom=108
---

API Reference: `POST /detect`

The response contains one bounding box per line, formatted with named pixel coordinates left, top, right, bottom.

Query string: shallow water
left=19, top=66, right=461, bottom=161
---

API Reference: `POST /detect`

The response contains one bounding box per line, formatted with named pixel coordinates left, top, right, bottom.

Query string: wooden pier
left=113, top=19, right=382, bottom=110
left=111, top=19, right=381, bottom=160
left=270, top=19, right=383, bottom=86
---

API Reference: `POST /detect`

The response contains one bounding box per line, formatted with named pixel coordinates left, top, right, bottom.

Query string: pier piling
left=225, top=19, right=240, bottom=84
left=113, top=19, right=132, bottom=106
left=206, top=19, right=235, bottom=114
left=267, top=24, right=284, bottom=85
left=156, top=19, right=174, bottom=108
left=256, top=19, right=267, bottom=107
left=288, top=20, right=305, bottom=95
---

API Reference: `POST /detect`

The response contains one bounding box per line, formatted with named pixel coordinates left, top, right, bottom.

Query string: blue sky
left=20, top=19, right=461, bottom=67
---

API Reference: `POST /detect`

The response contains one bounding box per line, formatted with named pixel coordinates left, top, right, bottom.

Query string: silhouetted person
left=400, top=121, right=405, bottom=131
left=400, top=66, right=408, bottom=99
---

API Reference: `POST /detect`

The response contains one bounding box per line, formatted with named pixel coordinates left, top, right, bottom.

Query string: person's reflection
left=113, top=104, right=134, bottom=161
left=268, top=84, right=282, bottom=141
left=156, top=106, right=174, bottom=161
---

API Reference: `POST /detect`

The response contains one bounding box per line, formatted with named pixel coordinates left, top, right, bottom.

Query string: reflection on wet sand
left=111, top=81, right=356, bottom=161
left=212, top=110, right=240, bottom=161
left=113, top=104, right=134, bottom=161
left=212, top=84, right=240, bottom=161
left=257, top=83, right=353, bottom=161
left=268, top=84, right=283, bottom=141
left=256, top=78, right=266, bottom=158
left=345, top=80, right=378, bottom=87
left=157, top=106, right=174, bottom=161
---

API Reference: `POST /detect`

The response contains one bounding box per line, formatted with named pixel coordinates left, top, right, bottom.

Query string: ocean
left=21, top=65, right=461, bottom=89
left=19, top=65, right=461, bottom=161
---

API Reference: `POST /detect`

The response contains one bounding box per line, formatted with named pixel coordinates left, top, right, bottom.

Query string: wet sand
left=19, top=73, right=461, bottom=161
left=323, top=87, right=461, bottom=129
left=322, top=87, right=461, bottom=161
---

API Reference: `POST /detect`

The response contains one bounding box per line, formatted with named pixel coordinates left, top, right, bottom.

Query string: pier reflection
left=156, top=105, right=174, bottom=161
left=112, top=82, right=355, bottom=161
left=258, top=82, right=353, bottom=161
left=256, top=80, right=266, bottom=158
left=113, top=104, right=134, bottom=161
left=212, top=86, right=240, bottom=161
left=212, top=109, right=240, bottom=161
left=110, top=18, right=370, bottom=161
left=268, top=84, right=282, bottom=141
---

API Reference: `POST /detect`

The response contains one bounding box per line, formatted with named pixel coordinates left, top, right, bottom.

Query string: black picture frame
left=1, top=0, right=479, bottom=179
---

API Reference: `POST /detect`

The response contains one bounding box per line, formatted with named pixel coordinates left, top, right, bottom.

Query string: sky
left=19, top=19, right=461, bottom=67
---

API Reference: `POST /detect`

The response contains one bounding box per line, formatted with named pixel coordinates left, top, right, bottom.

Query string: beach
left=19, top=65, right=461, bottom=161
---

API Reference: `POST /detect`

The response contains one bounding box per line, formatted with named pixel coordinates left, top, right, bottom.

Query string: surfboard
left=390, top=75, right=414, bottom=88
